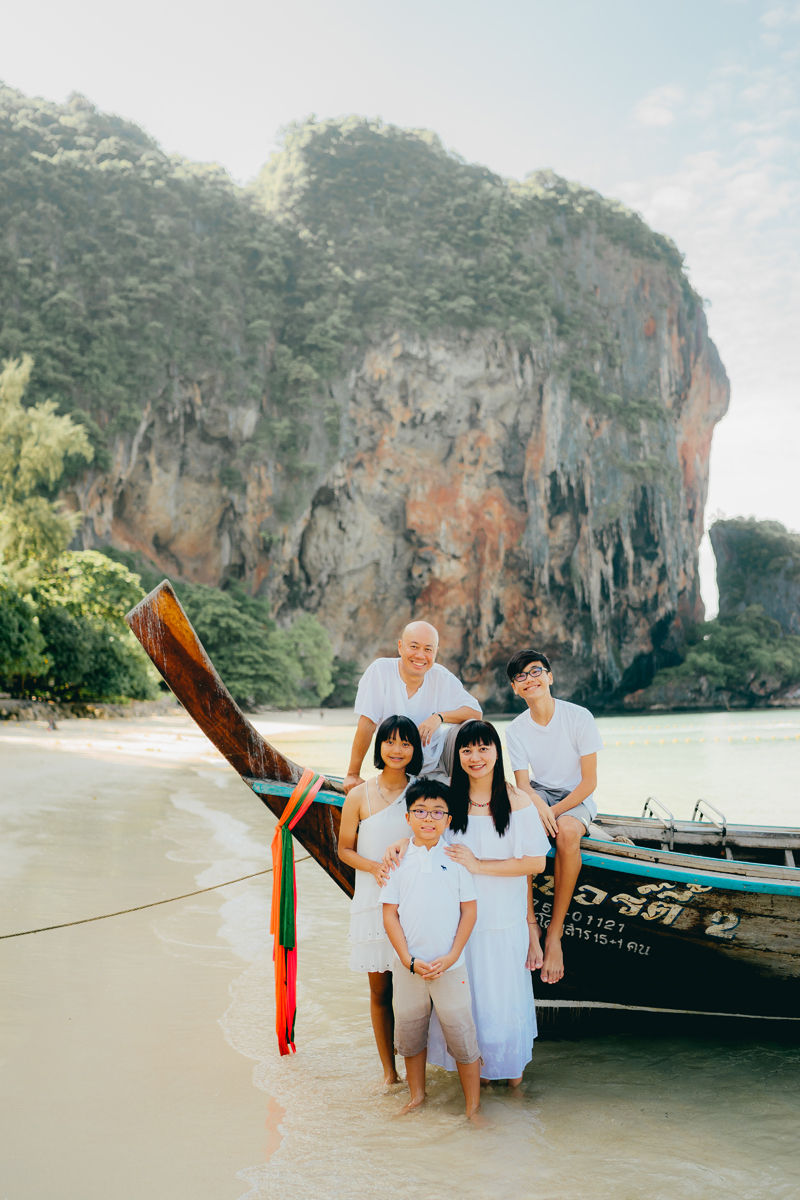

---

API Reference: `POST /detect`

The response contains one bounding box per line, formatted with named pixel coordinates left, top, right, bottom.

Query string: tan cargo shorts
left=392, top=964, right=480, bottom=1064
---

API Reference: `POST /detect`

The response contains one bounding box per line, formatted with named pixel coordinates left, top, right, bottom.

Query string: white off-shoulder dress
left=427, top=804, right=550, bottom=1079
left=348, top=779, right=412, bottom=973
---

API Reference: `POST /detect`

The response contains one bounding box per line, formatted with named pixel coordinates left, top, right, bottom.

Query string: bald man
left=343, top=622, right=483, bottom=792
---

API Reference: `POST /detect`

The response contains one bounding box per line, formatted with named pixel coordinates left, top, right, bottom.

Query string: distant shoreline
left=2, top=697, right=799, bottom=724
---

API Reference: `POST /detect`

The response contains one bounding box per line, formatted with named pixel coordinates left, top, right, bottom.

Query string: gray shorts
left=532, top=784, right=596, bottom=833
left=419, top=721, right=470, bottom=783
left=391, top=964, right=480, bottom=1064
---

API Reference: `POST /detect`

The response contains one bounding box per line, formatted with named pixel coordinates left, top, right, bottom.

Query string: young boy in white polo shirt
left=504, top=649, right=604, bottom=987
left=382, top=779, right=482, bottom=1121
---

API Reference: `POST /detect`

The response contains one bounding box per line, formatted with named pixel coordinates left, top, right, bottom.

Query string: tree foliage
left=652, top=606, right=800, bottom=701
left=0, top=578, right=45, bottom=682
left=0, top=551, right=157, bottom=700
left=102, top=548, right=334, bottom=708
left=0, top=353, right=92, bottom=560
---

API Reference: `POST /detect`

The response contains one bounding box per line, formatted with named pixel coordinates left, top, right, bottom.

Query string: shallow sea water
left=1, top=708, right=799, bottom=1199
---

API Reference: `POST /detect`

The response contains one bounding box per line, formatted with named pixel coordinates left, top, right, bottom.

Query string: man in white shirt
left=504, top=648, right=604, bottom=986
left=343, top=621, right=482, bottom=793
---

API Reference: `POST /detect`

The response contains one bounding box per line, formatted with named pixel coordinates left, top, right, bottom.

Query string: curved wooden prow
left=125, top=580, right=354, bottom=896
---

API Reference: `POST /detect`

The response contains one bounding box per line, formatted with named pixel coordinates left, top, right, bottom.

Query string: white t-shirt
left=504, top=700, right=603, bottom=793
left=354, top=658, right=481, bottom=769
left=381, top=837, right=477, bottom=970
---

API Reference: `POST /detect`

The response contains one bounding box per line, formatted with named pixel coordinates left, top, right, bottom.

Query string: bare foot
left=541, top=934, right=564, bottom=983
left=373, top=1075, right=404, bottom=1094
left=525, top=923, right=544, bottom=971
left=508, top=1076, right=523, bottom=1088
left=384, top=1070, right=401, bottom=1087
left=467, top=1108, right=493, bottom=1129
left=396, top=1095, right=426, bottom=1116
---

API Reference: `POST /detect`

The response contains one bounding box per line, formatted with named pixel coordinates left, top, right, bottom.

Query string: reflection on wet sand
left=2, top=713, right=799, bottom=1199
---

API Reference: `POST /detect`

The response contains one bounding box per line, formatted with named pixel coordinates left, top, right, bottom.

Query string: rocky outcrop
left=74, top=240, right=728, bottom=708
left=711, top=519, right=800, bottom=636
left=623, top=676, right=800, bottom=712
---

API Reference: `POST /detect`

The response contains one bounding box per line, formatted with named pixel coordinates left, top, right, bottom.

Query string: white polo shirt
left=382, top=837, right=477, bottom=970
left=355, top=658, right=481, bottom=770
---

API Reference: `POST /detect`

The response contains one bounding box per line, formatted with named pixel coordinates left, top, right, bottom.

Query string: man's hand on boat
left=383, top=838, right=410, bottom=869
left=343, top=772, right=365, bottom=794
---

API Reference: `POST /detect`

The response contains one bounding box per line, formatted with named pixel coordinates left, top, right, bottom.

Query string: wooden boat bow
left=125, top=580, right=355, bottom=897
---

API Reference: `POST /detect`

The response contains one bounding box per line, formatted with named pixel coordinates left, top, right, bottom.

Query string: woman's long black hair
left=449, top=720, right=512, bottom=836
left=372, top=714, right=424, bottom=777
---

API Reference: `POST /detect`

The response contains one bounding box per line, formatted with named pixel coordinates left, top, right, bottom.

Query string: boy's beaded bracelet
left=409, top=956, right=416, bottom=975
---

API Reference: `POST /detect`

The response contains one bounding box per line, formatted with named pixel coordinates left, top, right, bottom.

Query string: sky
left=3, top=0, right=799, bottom=615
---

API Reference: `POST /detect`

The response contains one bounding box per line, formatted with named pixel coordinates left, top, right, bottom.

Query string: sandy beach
left=2, top=710, right=800, bottom=1199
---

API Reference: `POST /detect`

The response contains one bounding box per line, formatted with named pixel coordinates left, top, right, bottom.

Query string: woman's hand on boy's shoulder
left=445, top=843, right=479, bottom=873
left=383, top=838, right=410, bottom=869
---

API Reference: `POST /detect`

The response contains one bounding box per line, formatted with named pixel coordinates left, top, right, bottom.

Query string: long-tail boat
left=126, top=581, right=800, bottom=1035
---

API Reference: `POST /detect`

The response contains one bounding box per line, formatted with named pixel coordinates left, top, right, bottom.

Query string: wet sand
left=2, top=711, right=800, bottom=1199
left=1, top=727, right=269, bottom=1199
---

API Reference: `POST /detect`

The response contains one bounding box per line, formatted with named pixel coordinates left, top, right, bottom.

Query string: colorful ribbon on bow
left=270, top=768, right=324, bottom=1055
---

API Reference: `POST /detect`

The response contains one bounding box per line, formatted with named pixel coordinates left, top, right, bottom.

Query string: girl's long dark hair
left=449, top=720, right=512, bottom=836
left=372, top=714, right=424, bottom=777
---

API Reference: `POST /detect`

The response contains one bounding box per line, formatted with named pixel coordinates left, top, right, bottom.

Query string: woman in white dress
left=338, top=715, right=423, bottom=1085
left=386, top=719, right=549, bottom=1084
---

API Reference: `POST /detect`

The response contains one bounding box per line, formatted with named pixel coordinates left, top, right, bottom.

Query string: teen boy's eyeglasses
left=408, top=808, right=449, bottom=821
left=513, top=667, right=547, bottom=682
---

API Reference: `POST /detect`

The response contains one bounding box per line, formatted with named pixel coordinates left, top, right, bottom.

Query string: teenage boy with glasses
left=382, top=779, right=482, bottom=1121
left=504, top=650, right=603, bottom=985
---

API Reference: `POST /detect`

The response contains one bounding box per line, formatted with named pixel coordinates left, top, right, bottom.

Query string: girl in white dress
left=338, top=715, right=423, bottom=1085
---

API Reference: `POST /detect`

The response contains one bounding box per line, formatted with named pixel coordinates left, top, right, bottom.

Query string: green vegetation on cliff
left=650, top=605, right=800, bottom=704
left=1, top=88, right=697, bottom=512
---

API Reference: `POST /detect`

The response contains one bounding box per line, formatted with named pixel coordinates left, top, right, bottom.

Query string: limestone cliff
left=0, top=94, right=729, bottom=707
left=273, top=291, right=727, bottom=708
left=75, top=254, right=727, bottom=708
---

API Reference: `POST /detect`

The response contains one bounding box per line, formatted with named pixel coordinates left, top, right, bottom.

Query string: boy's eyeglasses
left=409, top=808, right=448, bottom=821
left=513, top=666, right=546, bottom=681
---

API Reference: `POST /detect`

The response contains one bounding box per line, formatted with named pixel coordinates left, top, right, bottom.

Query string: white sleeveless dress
left=348, top=779, right=412, bottom=973
left=427, top=805, right=551, bottom=1078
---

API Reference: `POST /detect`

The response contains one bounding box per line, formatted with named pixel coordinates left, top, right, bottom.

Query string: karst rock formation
left=0, top=92, right=729, bottom=706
